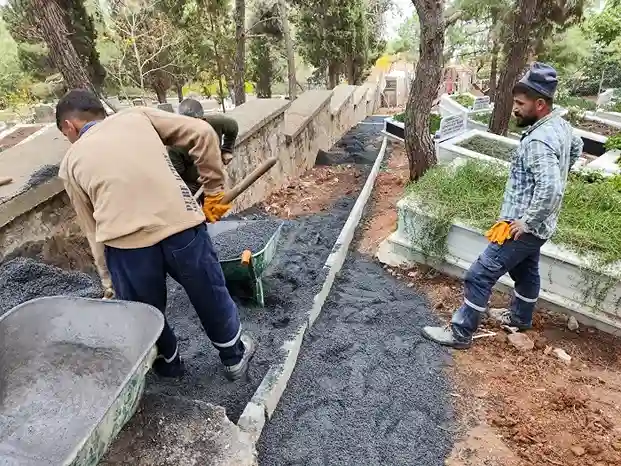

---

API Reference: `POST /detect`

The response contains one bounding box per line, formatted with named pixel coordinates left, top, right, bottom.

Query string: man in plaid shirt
left=423, top=63, right=584, bottom=349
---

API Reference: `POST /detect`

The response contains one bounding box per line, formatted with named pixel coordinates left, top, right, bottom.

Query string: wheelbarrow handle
left=193, top=156, right=278, bottom=204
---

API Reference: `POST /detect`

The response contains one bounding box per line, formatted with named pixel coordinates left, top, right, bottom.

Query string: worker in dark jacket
left=168, top=98, right=239, bottom=195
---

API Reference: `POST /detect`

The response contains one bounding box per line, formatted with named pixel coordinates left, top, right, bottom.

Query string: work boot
left=152, top=351, right=185, bottom=378
left=422, top=325, right=471, bottom=349
left=223, top=333, right=256, bottom=382
left=488, top=308, right=532, bottom=331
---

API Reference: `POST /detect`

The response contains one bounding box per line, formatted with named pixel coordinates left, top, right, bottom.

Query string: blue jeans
left=452, top=233, right=546, bottom=343
left=105, top=223, right=244, bottom=366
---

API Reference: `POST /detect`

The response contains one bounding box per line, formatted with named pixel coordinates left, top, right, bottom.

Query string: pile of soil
left=574, top=118, right=619, bottom=137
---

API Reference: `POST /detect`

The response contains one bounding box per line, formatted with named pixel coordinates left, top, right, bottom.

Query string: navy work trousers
left=451, top=233, right=546, bottom=343
left=105, top=223, right=244, bottom=366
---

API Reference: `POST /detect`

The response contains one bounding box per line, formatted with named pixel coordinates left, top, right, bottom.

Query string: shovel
left=193, top=156, right=278, bottom=203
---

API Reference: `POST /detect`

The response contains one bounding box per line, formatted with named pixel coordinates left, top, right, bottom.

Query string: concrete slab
left=353, top=85, right=369, bottom=107
left=0, top=297, right=164, bottom=466
left=330, top=84, right=357, bottom=115
left=101, top=394, right=257, bottom=466
left=0, top=126, right=68, bottom=202
left=283, top=90, right=333, bottom=140
left=229, top=99, right=291, bottom=146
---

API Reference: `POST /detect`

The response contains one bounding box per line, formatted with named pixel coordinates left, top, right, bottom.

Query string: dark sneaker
left=422, top=325, right=471, bottom=349
left=223, top=333, right=256, bottom=381
left=153, top=352, right=185, bottom=378
left=488, top=308, right=532, bottom=331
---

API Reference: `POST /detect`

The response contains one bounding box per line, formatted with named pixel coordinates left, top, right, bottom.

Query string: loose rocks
left=507, top=333, right=534, bottom=351
left=0, top=257, right=102, bottom=317
left=211, top=219, right=282, bottom=260
left=567, top=316, right=579, bottom=331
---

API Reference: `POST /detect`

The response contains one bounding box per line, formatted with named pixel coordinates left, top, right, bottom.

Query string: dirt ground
left=258, top=164, right=364, bottom=218
left=574, top=119, right=619, bottom=137
left=0, top=125, right=44, bottom=152
left=358, top=144, right=621, bottom=466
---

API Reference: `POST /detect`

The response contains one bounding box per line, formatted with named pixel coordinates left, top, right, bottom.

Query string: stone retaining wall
left=0, top=80, right=383, bottom=263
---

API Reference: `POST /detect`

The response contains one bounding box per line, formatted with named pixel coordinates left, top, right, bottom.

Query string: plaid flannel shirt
left=499, top=111, right=583, bottom=239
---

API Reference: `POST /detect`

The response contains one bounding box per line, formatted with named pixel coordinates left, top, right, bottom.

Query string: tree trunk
left=405, top=0, right=446, bottom=181
left=346, top=57, right=356, bottom=85
left=31, top=0, right=92, bottom=90
left=278, top=0, right=297, bottom=100
left=328, top=61, right=339, bottom=89
left=489, top=0, right=539, bottom=135
left=155, top=86, right=167, bottom=103
left=176, top=82, right=184, bottom=102
left=233, top=0, right=246, bottom=105
left=489, top=47, right=499, bottom=102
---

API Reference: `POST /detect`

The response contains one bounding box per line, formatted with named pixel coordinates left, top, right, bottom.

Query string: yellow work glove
left=203, top=192, right=232, bottom=223
left=484, top=221, right=511, bottom=245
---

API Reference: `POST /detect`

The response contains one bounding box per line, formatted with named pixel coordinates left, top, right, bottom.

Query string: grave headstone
left=132, top=98, right=145, bottom=106
left=157, top=103, right=174, bottom=112
left=597, top=89, right=614, bottom=108
left=472, top=96, right=491, bottom=112
left=34, top=104, right=55, bottom=123
left=437, top=114, right=467, bottom=142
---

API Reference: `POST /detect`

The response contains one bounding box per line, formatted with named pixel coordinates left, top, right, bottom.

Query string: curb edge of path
left=237, top=136, right=389, bottom=442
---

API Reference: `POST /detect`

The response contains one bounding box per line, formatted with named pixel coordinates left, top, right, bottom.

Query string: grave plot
left=383, top=112, right=441, bottom=141
left=379, top=158, right=621, bottom=332
left=437, top=129, right=518, bottom=165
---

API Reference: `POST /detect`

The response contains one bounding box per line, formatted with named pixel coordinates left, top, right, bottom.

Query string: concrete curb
left=237, top=136, right=389, bottom=442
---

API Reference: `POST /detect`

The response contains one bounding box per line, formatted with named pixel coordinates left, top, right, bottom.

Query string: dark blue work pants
left=105, top=223, right=244, bottom=366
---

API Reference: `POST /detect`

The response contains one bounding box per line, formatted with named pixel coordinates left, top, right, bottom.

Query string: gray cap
left=178, top=98, right=204, bottom=118
left=518, top=62, right=558, bottom=99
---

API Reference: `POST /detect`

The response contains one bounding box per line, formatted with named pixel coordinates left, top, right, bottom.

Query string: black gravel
left=211, top=219, right=283, bottom=260
left=257, top=255, right=455, bottom=465
left=316, top=116, right=385, bottom=166
left=0, top=257, right=102, bottom=317
left=145, top=197, right=358, bottom=421
left=25, top=164, right=60, bottom=189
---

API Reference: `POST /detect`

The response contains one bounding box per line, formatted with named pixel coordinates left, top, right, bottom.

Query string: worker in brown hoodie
left=56, top=89, right=255, bottom=380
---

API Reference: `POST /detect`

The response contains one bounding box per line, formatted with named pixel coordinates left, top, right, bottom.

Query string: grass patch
left=452, top=94, right=475, bottom=109
left=407, top=159, right=621, bottom=264
left=470, top=111, right=522, bottom=134
left=456, top=135, right=516, bottom=161
left=393, top=112, right=441, bottom=133
left=556, top=95, right=597, bottom=111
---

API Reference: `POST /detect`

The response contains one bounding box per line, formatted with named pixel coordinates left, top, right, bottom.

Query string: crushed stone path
left=257, top=257, right=456, bottom=463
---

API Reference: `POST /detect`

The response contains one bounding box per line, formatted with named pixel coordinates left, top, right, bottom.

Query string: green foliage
left=555, top=95, right=597, bottom=111
left=386, top=14, right=419, bottom=61
left=605, top=133, right=621, bottom=152
left=456, top=135, right=515, bottom=161
left=588, top=0, right=621, bottom=46
left=408, top=159, right=621, bottom=263
left=471, top=111, right=521, bottom=134
left=292, top=0, right=389, bottom=86
left=393, top=112, right=441, bottom=133
left=453, top=94, right=475, bottom=108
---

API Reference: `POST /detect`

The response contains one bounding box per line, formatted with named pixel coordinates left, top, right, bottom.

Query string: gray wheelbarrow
left=0, top=296, right=164, bottom=466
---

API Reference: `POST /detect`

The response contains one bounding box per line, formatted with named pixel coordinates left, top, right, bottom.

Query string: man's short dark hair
left=512, top=82, right=553, bottom=106
left=55, top=89, right=106, bottom=130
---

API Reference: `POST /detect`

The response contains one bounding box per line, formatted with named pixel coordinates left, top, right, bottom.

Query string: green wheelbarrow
left=207, top=220, right=284, bottom=306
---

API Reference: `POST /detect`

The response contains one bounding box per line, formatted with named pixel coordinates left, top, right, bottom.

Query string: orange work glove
left=484, top=221, right=511, bottom=245
left=203, top=192, right=232, bottom=223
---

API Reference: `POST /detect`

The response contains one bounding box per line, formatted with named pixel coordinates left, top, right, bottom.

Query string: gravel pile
left=146, top=197, right=359, bottom=421
left=0, top=257, right=102, bottom=317
left=211, top=219, right=282, bottom=260
left=316, top=116, right=385, bottom=166
left=258, top=256, right=455, bottom=465
left=25, top=164, right=60, bottom=189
